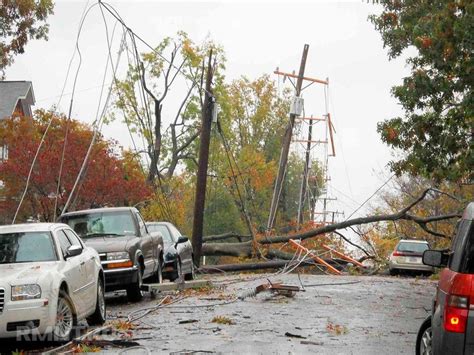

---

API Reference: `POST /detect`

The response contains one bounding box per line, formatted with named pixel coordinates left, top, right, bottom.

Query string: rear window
left=449, top=220, right=474, bottom=273
left=148, top=224, right=174, bottom=244
left=396, top=242, right=429, bottom=254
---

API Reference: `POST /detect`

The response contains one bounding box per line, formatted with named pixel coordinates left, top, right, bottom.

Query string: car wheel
left=87, top=278, right=106, bottom=325
left=53, top=292, right=76, bottom=342
left=416, top=317, right=432, bottom=355
left=126, top=264, right=143, bottom=302
left=185, top=255, right=195, bottom=281
left=389, top=268, right=398, bottom=276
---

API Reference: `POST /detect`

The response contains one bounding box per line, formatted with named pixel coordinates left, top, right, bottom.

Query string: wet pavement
left=105, top=274, right=436, bottom=354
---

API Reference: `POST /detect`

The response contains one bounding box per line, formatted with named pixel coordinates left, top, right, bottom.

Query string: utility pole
left=192, top=50, right=214, bottom=267
left=297, top=116, right=314, bottom=227
left=266, top=44, right=309, bottom=232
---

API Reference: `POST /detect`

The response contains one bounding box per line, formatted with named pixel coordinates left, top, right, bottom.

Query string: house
left=0, top=81, right=35, bottom=161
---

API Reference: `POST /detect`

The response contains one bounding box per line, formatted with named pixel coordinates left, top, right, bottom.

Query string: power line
left=344, top=173, right=395, bottom=221
left=12, top=1, right=95, bottom=224
left=61, top=7, right=125, bottom=215
left=98, top=0, right=214, bottom=99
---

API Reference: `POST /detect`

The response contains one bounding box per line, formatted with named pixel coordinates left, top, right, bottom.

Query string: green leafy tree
left=213, top=75, right=291, bottom=230
left=281, top=153, right=325, bottom=226
left=371, top=1, right=473, bottom=182
left=0, top=0, right=54, bottom=77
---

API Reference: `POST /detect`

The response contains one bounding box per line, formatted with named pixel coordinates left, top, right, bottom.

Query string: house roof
left=0, top=81, right=35, bottom=120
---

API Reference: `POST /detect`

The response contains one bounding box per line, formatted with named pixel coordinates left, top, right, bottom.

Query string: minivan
left=416, top=202, right=474, bottom=354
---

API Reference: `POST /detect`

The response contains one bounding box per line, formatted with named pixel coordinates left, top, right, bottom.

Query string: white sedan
left=0, top=223, right=106, bottom=341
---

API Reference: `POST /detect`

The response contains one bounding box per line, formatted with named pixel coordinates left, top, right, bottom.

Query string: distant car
left=416, top=202, right=474, bottom=355
left=389, top=239, right=434, bottom=275
left=59, top=207, right=164, bottom=302
left=0, top=223, right=105, bottom=341
left=146, top=222, right=194, bottom=281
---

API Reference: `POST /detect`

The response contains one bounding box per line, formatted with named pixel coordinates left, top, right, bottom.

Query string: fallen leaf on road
left=211, top=316, right=235, bottom=325
left=326, top=322, right=348, bottom=335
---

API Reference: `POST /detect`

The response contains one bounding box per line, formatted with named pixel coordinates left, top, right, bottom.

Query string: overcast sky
left=6, top=0, right=412, bottom=221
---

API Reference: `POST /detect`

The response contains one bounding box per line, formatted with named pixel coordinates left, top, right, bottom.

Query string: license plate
left=407, top=257, right=419, bottom=263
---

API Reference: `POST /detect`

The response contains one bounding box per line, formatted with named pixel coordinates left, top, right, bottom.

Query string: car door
left=55, top=230, right=88, bottom=317
left=135, top=212, right=155, bottom=278
left=64, top=228, right=97, bottom=312
left=169, top=224, right=192, bottom=272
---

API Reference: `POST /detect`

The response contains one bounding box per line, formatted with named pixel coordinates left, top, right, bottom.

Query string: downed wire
left=302, top=280, right=362, bottom=287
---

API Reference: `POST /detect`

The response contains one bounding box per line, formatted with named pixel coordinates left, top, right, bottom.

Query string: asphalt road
left=105, top=274, right=436, bottom=354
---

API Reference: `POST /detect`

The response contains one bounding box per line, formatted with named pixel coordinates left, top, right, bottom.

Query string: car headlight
left=107, top=251, right=130, bottom=261
left=11, top=284, right=41, bottom=301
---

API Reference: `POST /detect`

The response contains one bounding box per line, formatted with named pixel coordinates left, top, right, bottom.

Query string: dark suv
left=416, top=202, right=474, bottom=355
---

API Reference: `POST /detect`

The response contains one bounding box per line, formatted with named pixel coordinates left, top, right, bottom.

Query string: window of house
left=0, top=145, right=8, bottom=162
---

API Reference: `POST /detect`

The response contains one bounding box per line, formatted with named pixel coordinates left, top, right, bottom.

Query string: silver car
left=389, top=239, right=434, bottom=275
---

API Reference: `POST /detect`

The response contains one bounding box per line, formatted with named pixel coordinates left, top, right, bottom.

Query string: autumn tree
left=111, top=32, right=224, bottom=186
left=214, top=75, right=291, bottom=230
left=0, top=0, right=54, bottom=78
left=140, top=73, right=327, bottom=238
left=0, top=110, right=151, bottom=223
left=370, top=1, right=473, bottom=182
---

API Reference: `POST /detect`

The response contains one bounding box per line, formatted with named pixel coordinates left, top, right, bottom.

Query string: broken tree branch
left=333, top=231, right=372, bottom=257
left=201, top=188, right=461, bottom=259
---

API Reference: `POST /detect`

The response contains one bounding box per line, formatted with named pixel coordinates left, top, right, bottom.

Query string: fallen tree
left=203, top=232, right=252, bottom=243
left=202, top=188, right=462, bottom=259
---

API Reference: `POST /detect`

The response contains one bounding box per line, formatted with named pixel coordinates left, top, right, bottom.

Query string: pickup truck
left=59, top=207, right=164, bottom=302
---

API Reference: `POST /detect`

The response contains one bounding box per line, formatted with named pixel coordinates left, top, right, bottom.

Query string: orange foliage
left=0, top=112, right=151, bottom=222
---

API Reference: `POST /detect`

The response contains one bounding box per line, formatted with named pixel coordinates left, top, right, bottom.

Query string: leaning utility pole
left=192, top=50, right=214, bottom=266
left=266, top=44, right=309, bottom=232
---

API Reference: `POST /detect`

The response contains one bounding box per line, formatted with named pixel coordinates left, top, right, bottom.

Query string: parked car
left=59, top=207, right=164, bottom=302
left=389, top=239, right=434, bottom=275
left=146, top=222, right=194, bottom=281
left=0, top=223, right=105, bottom=341
left=416, top=202, right=474, bottom=355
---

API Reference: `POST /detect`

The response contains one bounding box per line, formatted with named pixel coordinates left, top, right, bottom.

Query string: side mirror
left=423, top=250, right=448, bottom=268
left=66, top=245, right=82, bottom=259
left=177, top=236, right=189, bottom=244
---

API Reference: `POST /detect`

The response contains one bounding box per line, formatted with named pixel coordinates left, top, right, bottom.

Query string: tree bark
left=203, top=232, right=252, bottom=243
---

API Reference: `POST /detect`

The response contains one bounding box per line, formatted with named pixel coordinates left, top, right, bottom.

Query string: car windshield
left=61, top=211, right=136, bottom=238
left=397, top=242, right=429, bottom=254
left=0, top=232, right=57, bottom=264
left=147, top=224, right=174, bottom=244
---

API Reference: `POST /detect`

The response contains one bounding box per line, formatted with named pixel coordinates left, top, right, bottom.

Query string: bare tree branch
left=333, top=231, right=372, bottom=257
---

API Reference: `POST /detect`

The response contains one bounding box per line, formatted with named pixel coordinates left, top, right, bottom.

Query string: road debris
left=285, top=332, right=307, bottom=339
left=289, top=239, right=342, bottom=275
left=326, top=321, right=349, bottom=335
left=300, top=340, right=324, bottom=346
left=238, top=279, right=302, bottom=300
left=179, top=319, right=200, bottom=324
left=211, top=316, right=235, bottom=325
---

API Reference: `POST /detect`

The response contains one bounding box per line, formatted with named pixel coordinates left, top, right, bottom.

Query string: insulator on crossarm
left=238, top=288, right=258, bottom=300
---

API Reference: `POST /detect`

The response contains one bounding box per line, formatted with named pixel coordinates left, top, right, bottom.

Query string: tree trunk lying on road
left=201, top=188, right=461, bottom=260
left=203, top=232, right=252, bottom=243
